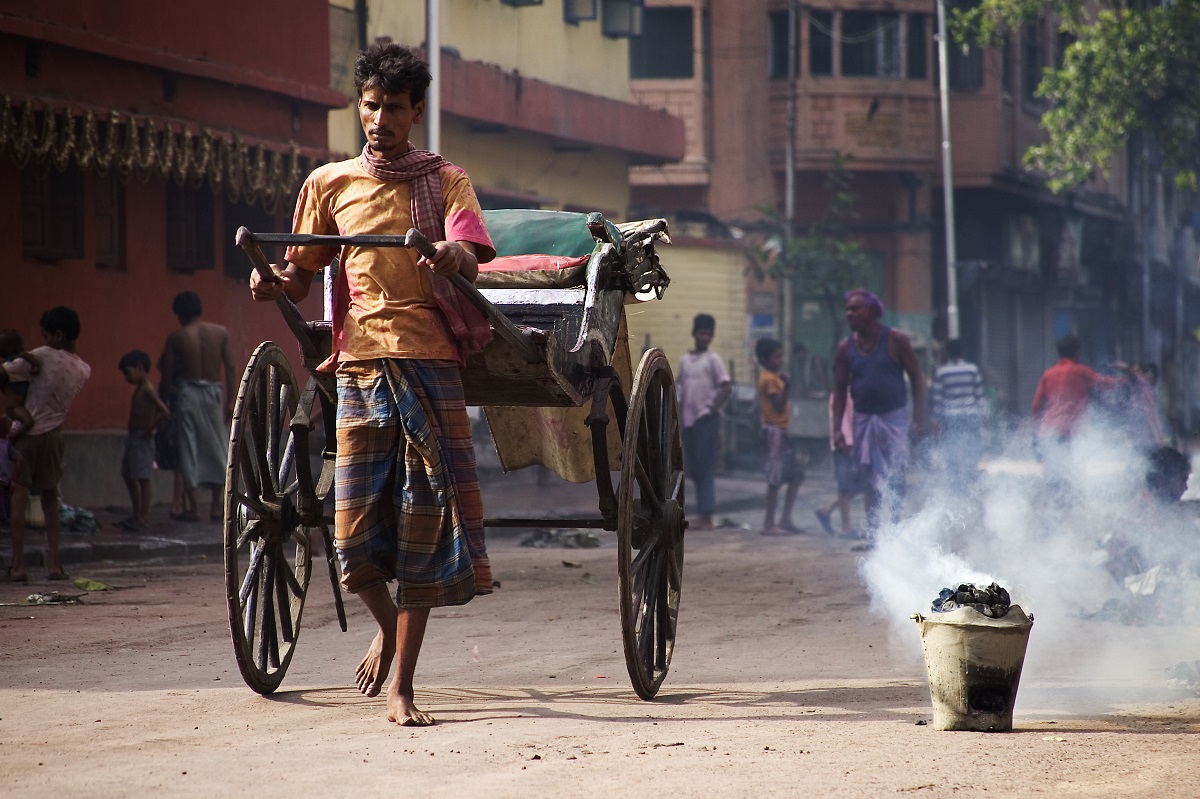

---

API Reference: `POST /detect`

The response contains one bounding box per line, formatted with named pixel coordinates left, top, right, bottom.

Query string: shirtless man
left=832, top=289, right=925, bottom=533
left=158, top=291, right=235, bottom=522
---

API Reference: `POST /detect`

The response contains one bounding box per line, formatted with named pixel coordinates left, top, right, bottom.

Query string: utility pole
left=936, top=0, right=959, bottom=340
left=426, top=0, right=441, bottom=154
left=782, top=0, right=798, bottom=349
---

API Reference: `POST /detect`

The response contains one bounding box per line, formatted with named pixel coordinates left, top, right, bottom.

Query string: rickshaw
left=225, top=209, right=685, bottom=700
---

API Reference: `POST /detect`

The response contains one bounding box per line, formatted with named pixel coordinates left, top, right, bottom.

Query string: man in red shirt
left=1030, top=333, right=1120, bottom=442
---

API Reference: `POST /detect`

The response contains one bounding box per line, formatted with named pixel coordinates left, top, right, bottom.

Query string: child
left=2, top=307, right=91, bottom=583
left=0, top=329, right=39, bottom=441
left=118, top=350, right=171, bottom=531
left=814, top=391, right=867, bottom=538
left=756, top=337, right=804, bottom=536
left=676, top=313, right=731, bottom=530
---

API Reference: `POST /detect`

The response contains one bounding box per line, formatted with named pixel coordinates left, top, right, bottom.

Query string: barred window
left=630, top=7, right=693, bottom=79
left=166, top=182, right=215, bottom=272
left=95, top=171, right=125, bottom=269
left=22, top=163, right=84, bottom=262
left=809, top=10, right=833, bottom=76
left=842, top=11, right=900, bottom=78
left=223, top=198, right=278, bottom=282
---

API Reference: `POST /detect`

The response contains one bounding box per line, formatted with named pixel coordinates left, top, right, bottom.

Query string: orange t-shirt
left=286, top=158, right=492, bottom=364
left=758, top=369, right=789, bottom=429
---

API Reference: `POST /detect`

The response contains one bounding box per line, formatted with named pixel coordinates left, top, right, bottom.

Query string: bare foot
left=355, top=630, right=395, bottom=697
left=387, top=690, right=434, bottom=726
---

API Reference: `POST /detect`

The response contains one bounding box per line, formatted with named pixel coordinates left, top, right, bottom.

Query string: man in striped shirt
left=930, top=339, right=985, bottom=475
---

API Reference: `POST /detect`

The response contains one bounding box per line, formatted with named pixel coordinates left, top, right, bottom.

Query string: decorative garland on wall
left=0, top=96, right=334, bottom=212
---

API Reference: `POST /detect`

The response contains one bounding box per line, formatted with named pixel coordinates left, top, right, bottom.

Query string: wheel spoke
left=236, top=518, right=264, bottom=550
left=280, top=548, right=305, bottom=599
left=655, top=573, right=670, bottom=670
left=258, top=552, right=278, bottom=669
left=242, top=548, right=261, bottom=642
left=634, top=457, right=661, bottom=509
left=232, top=491, right=273, bottom=520
left=668, top=469, right=685, bottom=504
left=238, top=412, right=274, bottom=504
left=247, top=396, right=278, bottom=502
left=239, top=541, right=266, bottom=605
left=274, top=547, right=296, bottom=645
left=658, top=383, right=676, bottom=492
left=637, top=548, right=662, bottom=670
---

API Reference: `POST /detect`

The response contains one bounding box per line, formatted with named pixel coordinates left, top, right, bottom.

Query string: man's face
left=358, top=84, right=424, bottom=161
left=692, top=329, right=713, bottom=351
left=845, top=296, right=876, bottom=332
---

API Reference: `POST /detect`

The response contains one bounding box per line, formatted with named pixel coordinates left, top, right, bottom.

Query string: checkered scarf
left=359, top=143, right=493, bottom=359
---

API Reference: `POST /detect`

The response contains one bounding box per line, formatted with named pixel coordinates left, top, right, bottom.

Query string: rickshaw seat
left=476, top=209, right=597, bottom=289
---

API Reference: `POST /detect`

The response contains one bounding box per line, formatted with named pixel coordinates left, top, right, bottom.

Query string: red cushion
left=480, top=254, right=589, bottom=273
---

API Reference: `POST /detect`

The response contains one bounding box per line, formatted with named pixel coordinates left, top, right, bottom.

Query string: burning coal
left=931, top=582, right=1012, bottom=618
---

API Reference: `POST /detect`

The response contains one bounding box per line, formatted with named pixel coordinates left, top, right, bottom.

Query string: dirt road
left=2, top=524, right=1198, bottom=798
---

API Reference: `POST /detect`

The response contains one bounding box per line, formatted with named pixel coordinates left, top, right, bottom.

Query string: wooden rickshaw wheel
left=224, top=342, right=327, bottom=695
left=617, top=348, right=686, bottom=699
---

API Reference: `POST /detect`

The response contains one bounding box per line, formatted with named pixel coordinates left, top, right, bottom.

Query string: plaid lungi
left=334, top=359, right=491, bottom=607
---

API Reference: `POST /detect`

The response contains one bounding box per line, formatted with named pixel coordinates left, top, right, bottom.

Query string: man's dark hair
left=692, top=313, right=715, bottom=334
left=172, top=291, right=202, bottom=323
left=1146, top=446, right=1190, bottom=502
left=945, top=338, right=964, bottom=360
left=755, top=337, right=782, bottom=367
left=40, top=306, right=81, bottom=341
left=1056, top=333, right=1082, bottom=360
left=354, top=42, right=431, bottom=103
left=119, top=349, right=152, bottom=372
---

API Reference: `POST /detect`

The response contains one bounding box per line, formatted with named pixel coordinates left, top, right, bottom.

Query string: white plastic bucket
left=912, top=605, right=1033, bottom=731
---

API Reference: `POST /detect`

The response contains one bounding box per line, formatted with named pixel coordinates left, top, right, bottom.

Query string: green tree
left=748, top=152, right=873, bottom=352
left=953, top=0, right=1200, bottom=191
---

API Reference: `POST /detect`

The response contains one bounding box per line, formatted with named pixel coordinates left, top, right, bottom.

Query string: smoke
left=859, top=415, right=1200, bottom=711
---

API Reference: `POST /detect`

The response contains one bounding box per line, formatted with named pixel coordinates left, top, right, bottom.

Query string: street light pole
left=782, top=0, right=798, bottom=347
left=426, top=0, right=441, bottom=154
left=936, top=0, right=959, bottom=340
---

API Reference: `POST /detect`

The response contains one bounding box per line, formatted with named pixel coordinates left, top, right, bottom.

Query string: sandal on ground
left=814, top=508, right=836, bottom=536
left=761, top=527, right=801, bottom=537
left=173, top=510, right=201, bottom=522
left=1, top=568, right=29, bottom=584
left=47, top=570, right=70, bottom=581
left=780, top=521, right=806, bottom=535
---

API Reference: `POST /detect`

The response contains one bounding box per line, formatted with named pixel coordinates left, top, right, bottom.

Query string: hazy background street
left=3, top=475, right=1199, bottom=798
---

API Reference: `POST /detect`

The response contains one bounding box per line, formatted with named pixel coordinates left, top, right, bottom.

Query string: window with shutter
left=21, top=163, right=84, bottom=261
left=95, top=171, right=125, bottom=269
left=165, top=182, right=215, bottom=272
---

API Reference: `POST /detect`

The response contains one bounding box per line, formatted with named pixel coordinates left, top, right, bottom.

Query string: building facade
left=1, top=0, right=342, bottom=503
left=627, top=0, right=1160, bottom=422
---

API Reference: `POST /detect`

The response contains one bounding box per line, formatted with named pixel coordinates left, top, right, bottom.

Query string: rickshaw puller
left=250, top=42, right=495, bottom=727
